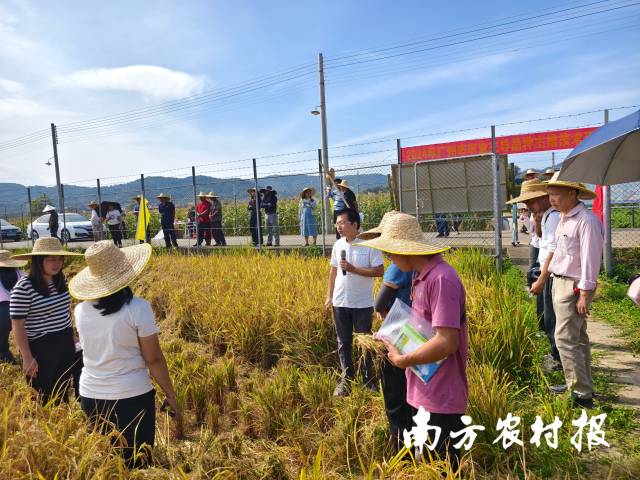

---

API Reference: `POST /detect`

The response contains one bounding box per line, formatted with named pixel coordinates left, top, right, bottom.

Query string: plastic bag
left=376, top=298, right=443, bottom=384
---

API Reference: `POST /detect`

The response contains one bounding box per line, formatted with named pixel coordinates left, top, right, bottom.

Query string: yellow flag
left=135, top=197, right=151, bottom=242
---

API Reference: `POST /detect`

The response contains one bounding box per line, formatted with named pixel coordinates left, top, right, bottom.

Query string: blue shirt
left=383, top=263, right=413, bottom=306
left=327, top=189, right=345, bottom=211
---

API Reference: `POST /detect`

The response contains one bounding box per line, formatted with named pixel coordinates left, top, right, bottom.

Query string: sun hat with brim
left=69, top=241, right=152, bottom=301
left=197, top=191, right=208, bottom=198
left=0, top=250, right=27, bottom=268
left=11, top=237, right=84, bottom=261
left=42, top=205, right=56, bottom=213
left=357, top=210, right=400, bottom=240
left=335, top=180, right=352, bottom=190
left=506, top=179, right=549, bottom=205
left=358, top=213, right=451, bottom=256
left=206, top=192, right=218, bottom=198
left=156, top=193, right=170, bottom=200
left=544, top=171, right=597, bottom=200
left=247, top=187, right=257, bottom=194
left=300, top=186, right=316, bottom=198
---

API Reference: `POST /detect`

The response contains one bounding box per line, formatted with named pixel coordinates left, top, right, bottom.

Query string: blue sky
left=1, top=0, right=639, bottom=188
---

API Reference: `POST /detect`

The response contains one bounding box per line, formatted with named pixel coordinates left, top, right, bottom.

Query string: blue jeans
left=435, top=213, right=449, bottom=236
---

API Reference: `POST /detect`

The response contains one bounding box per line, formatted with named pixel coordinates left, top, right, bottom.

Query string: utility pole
left=318, top=53, right=332, bottom=233
left=50, top=123, right=66, bottom=241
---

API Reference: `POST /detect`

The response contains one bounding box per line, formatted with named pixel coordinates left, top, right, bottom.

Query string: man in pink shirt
left=541, top=173, right=602, bottom=409
left=360, top=213, right=467, bottom=471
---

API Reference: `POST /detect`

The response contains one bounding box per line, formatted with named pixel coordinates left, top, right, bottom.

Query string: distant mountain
left=0, top=173, right=389, bottom=214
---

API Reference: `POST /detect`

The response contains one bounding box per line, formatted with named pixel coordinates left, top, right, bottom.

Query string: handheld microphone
left=341, top=250, right=347, bottom=276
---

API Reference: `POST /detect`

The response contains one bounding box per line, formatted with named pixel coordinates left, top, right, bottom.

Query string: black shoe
left=192, top=244, right=200, bottom=247
left=549, top=384, right=568, bottom=395
left=266, top=243, right=272, bottom=247
left=572, top=394, right=594, bottom=409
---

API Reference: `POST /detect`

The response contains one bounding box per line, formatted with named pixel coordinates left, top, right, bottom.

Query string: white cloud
left=0, top=78, right=25, bottom=95
left=58, top=65, right=208, bottom=100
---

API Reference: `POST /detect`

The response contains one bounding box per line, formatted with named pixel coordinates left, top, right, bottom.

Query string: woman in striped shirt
left=10, top=238, right=83, bottom=404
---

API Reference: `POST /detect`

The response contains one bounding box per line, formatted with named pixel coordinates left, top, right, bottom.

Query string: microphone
left=341, top=250, right=347, bottom=276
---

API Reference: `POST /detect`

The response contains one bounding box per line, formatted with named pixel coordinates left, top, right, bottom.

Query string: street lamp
left=310, top=104, right=332, bottom=234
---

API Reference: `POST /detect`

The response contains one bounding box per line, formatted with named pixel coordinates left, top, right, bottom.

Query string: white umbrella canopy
left=558, top=109, right=640, bottom=186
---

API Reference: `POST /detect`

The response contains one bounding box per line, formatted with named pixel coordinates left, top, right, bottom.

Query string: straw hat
left=506, top=179, right=548, bottom=204
left=358, top=213, right=451, bottom=255
left=69, top=241, right=152, bottom=300
left=335, top=180, right=352, bottom=190
left=357, top=210, right=400, bottom=240
left=524, top=169, right=537, bottom=176
left=197, top=191, right=208, bottom=198
left=156, top=193, right=170, bottom=200
left=300, top=186, right=316, bottom=198
left=42, top=205, right=56, bottom=213
left=247, top=187, right=257, bottom=194
left=132, top=195, right=142, bottom=201
left=206, top=191, right=218, bottom=198
left=544, top=171, right=597, bottom=200
left=544, top=168, right=555, bottom=175
left=0, top=250, right=27, bottom=268
left=88, top=200, right=98, bottom=207
left=11, top=237, right=84, bottom=260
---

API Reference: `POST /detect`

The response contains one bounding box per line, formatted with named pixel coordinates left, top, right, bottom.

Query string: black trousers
left=0, top=302, right=15, bottom=363
left=196, top=221, right=211, bottom=246
left=333, top=306, right=373, bottom=383
left=402, top=406, right=465, bottom=472
left=81, top=389, right=156, bottom=468
left=543, top=276, right=561, bottom=362
left=381, top=359, right=414, bottom=451
left=27, top=328, right=76, bottom=405
left=162, top=225, right=178, bottom=248
left=249, top=214, right=263, bottom=246
left=211, top=219, right=226, bottom=245
left=108, top=224, right=122, bottom=246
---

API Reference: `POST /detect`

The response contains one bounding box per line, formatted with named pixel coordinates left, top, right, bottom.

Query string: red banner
left=400, top=127, right=597, bottom=163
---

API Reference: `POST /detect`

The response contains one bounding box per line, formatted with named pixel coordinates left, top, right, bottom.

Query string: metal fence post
left=27, top=187, right=34, bottom=246
left=413, top=162, right=419, bottom=225
left=491, top=125, right=502, bottom=272
left=397, top=139, right=403, bottom=213
left=140, top=174, right=148, bottom=243
left=602, top=109, right=613, bottom=276
left=318, top=149, right=327, bottom=255
left=233, top=180, right=237, bottom=237
left=191, top=166, right=198, bottom=252
left=96, top=179, right=102, bottom=240
left=252, top=158, right=261, bottom=250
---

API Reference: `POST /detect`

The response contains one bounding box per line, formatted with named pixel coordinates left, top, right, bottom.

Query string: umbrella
left=558, top=109, right=640, bottom=185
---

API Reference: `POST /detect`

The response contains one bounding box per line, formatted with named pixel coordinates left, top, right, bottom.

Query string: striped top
left=10, top=276, right=72, bottom=340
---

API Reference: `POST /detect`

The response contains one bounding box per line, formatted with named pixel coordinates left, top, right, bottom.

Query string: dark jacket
left=48, top=210, right=58, bottom=231
left=261, top=191, right=278, bottom=214
left=158, top=201, right=176, bottom=227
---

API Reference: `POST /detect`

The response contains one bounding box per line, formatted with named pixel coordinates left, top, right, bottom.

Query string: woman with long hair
left=70, top=241, right=181, bottom=468
left=299, top=187, right=318, bottom=246
left=0, top=250, right=27, bottom=363
left=9, top=238, right=83, bottom=403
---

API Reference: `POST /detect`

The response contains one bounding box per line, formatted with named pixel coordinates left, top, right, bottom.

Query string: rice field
left=1, top=249, right=638, bottom=479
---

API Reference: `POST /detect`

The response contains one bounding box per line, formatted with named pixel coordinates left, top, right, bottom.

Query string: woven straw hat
left=544, top=171, right=597, bottom=200
left=42, top=205, right=56, bottom=213
left=88, top=200, right=98, bottom=207
left=206, top=191, right=218, bottom=198
left=506, top=179, right=548, bottom=205
left=0, top=250, right=27, bottom=268
left=156, top=193, right=170, bottom=200
left=335, top=180, right=352, bottom=190
left=544, top=168, right=555, bottom=175
left=69, top=241, right=152, bottom=300
left=11, top=237, right=84, bottom=260
left=357, top=210, right=400, bottom=240
left=300, top=186, right=316, bottom=198
left=358, top=213, right=451, bottom=255
left=247, top=187, right=257, bottom=194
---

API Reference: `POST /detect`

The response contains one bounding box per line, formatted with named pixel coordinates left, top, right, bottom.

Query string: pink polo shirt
left=406, top=254, right=468, bottom=414
left=548, top=202, right=603, bottom=291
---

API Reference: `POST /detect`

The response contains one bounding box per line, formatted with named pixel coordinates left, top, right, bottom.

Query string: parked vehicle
left=0, top=219, right=22, bottom=242
left=27, top=212, right=107, bottom=242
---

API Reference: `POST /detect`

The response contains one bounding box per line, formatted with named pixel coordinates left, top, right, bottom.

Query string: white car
left=28, top=212, right=108, bottom=243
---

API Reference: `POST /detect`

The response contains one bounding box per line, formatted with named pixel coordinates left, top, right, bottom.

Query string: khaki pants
left=552, top=276, right=593, bottom=399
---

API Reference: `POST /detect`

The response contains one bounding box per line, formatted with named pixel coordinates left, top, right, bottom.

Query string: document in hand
left=376, top=299, right=443, bottom=384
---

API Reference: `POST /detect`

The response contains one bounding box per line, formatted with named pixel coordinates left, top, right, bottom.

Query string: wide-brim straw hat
left=357, top=210, right=400, bottom=240
left=335, top=180, right=352, bottom=190
left=0, top=250, right=27, bottom=268
left=69, top=241, right=152, bottom=301
left=247, top=187, right=257, bottom=194
left=132, top=195, right=142, bottom=200
left=358, top=213, right=451, bottom=256
left=300, top=186, right=316, bottom=198
left=506, top=179, right=548, bottom=205
left=206, top=191, right=218, bottom=198
left=42, top=205, right=56, bottom=213
left=11, top=237, right=84, bottom=260
left=544, top=171, right=597, bottom=200
left=156, top=193, right=170, bottom=200
left=197, top=191, right=208, bottom=198
left=88, top=201, right=98, bottom=207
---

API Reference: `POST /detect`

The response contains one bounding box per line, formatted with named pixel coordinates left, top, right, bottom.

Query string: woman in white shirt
left=69, top=241, right=180, bottom=468
left=105, top=204, right=123, bottom=247
left=88, top=201, right=102, bottom=242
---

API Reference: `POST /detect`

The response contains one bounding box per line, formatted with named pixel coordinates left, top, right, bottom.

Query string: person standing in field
left=69, top=241, right=181, bottom=468
left=88, top=201, right=102, bottom=242
left=261, top=186, right=280, bottom=247
left=105, top=204, right=123, bottom=247
left=0, top=251, right=26, bottom=364
left=247, top=188, right=263, bottom=247
left=326, top=209, right=384, bottom=396
left=207, top=192, right=226, bottom=246
left=43, top=205, right=59, bottom=239
left=194, top=192, right=212, bottom=247
left=538, top=173, right=602, bottom=409
left=359, top=213, right=467, bottom=472
left=326, top=179, right=358, bottom=240
left=157, top=193, right=179, bottom=249
left=299, top=187, right=318, bottom=246
left=9, top=238, right=83, bottom=404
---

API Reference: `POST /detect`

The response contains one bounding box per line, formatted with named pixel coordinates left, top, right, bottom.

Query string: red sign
left=400, top=127, right=597, bottom=163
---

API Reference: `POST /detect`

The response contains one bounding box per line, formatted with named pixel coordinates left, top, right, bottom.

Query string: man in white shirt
left=326, top=209, right=384, bottom=396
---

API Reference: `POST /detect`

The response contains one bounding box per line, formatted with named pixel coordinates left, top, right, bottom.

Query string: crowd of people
left=0, top=170, right=607, bottom=472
